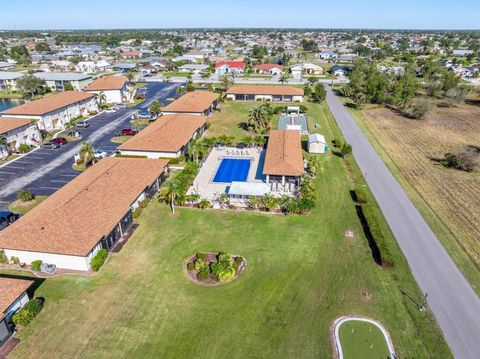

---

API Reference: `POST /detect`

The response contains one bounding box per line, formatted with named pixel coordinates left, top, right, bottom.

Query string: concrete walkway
left=325, top=85, right=480, bottom=359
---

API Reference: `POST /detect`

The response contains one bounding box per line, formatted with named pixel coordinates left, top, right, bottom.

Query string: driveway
left=325, top=85, right=480, bottom=359
left=0, top=82, right=180, bottom=208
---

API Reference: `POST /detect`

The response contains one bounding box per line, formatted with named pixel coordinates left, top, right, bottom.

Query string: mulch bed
left=184, top=253, right=247, bottom=286
left=0, top=336, right=20, bottom=358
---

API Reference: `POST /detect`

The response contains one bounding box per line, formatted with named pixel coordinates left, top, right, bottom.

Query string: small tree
left=79, top=142, right=95, bottom=165
left=17, top=189, right=34, bottom=202
left=411, top=98, right=433, bottom=119
left=311, top=83, right=327, bottom=103
left=148, top=99, right=163, bottom=117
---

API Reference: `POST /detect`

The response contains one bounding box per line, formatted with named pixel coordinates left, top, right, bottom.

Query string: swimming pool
left=213, top=158, right=251, bottom=183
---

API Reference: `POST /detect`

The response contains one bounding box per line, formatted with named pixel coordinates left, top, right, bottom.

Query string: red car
left=121, top=128, right=138, bottom=136
left=50, top=137, right=68, bottom=145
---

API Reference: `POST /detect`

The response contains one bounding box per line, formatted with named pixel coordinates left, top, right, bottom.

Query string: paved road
left=0, top=82, right=180, bottom=208
left=325, top=85, right=480, bottom=359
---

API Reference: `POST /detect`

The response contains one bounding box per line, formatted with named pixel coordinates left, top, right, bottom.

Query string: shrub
left=362, top=203, right=393, bottom=266
left=187, top=261, right=195, bottom=270
left=411, top=98, right=432, bottom=119
left=197, top=199, right=211, bottom=210
left=12, top=298, right=43, bottom=327
left=76, top=158, right=85, bottom=165
left=18, top=144, right=31, bottom=153
left=168, top=157, right=180, bottom=165
left=31, top=260, right=42, bottom=271
left=197, top=270, right=209, bottom=280
left=17, top=189, right=34, bottom=202
left=194, top=258, right=209, bottom=273
left=10, top=256, right=20, bottom=265
left=355, top=186, right=368, bottom=204
left=234, top=256, right=244, bottom=264
left=0, top=250, right=8, bottom=264
left=217, top=266, right=236, bottom=282
left=91, top=249, right=108, bottom=272
left=196, top=253, right=206, bottom=261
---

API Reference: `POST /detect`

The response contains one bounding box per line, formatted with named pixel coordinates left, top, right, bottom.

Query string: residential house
left=33, top=72, right=93, bottom=92
left=215, top=61, right=246, bottom=75
left=316, top=51, right=337, bottom=60
left=452, top=49, right=474, bottom=57
left=0, top=91, right=98, bottom=132
left=289, top=63, right=324, bottom=77
left=0, top=157, right=169, bottom=271
left=118, top=114, right=207, bottom=159
left=0, top=117, right=41, bottom=158
left=0, top=278, right=33, bottom=347
left=178, top=64, right=210, bottom=74
left=263, top=130, right=304, bottom=192
left=111, top=63, right=136, bottom=73
left=252, top=64, right=284, bottom=75
left=0, top=72, right=23, bottom=92
left=84, top=76, right=130, bottom=103
left=226, top=85, right=304, bottom=102
left=120, top=51, right=141, bottom=59
left=161, top=91, right=218, bottom=116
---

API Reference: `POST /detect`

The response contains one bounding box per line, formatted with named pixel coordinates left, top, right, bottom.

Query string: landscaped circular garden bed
left=184, top=252, right=246, bottom=285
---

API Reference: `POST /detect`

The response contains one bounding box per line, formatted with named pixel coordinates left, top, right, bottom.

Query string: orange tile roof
left=0, top=278, right=32, bottom=317
left=1, top=91, right=95, bottom=116
left=0, top=117, right=35, bottom=134
left=0, top=157, right=168, bottom=256
left=84, top=76, right=128, bottom=91
left=162, top=91, right=218, bottom=114
left=119, top=114, right=207, bottom=153
left=227, top=85, right=304, bottom=96
left=263, top=130, right=304, bottom=176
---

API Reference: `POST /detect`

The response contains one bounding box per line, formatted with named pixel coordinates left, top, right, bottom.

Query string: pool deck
left=188, top=146, right=265, bottom=203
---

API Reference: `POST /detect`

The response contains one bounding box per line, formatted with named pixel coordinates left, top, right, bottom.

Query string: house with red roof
left=215, top=61, right=246, bottom=75
left=253, top=64, right=284, bottom=75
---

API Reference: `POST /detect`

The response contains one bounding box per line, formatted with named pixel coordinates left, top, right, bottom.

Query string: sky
left=0, top=0, right=478, bottom=30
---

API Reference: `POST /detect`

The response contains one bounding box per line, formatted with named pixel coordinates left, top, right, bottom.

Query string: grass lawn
left=111, top=136, right=131, bottom=144
left=0, top=154, right=21, bottom=166
left=4, top=100, right=450, bottom=359
left=338, top=320, right=390, bottom=359
left=342, top=97, right=480, bottom=294
left=9, top=196, right=48, bottom=215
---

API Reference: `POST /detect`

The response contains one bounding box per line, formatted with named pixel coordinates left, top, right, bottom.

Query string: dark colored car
left=50, top=137, right=68, bottom=145
left=137, top=111, right=153, bottom=119
left=0, top=211, right=20, bottom=231
left=121, top=128, right=138, bottom=136
left=42, top=142, right=60, bottom=150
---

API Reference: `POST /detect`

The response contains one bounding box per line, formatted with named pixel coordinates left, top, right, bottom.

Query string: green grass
left=110, top=136, right=131, bottom=144
left=0, top=154, right=21, bottom=166
left=71, top=164, right=87, bottom=172
left=4, top=100, right=451, bottom=359
left=9, top=196, right=48, bottom=215
left=338, top=320, right=390, bottom=359
left=343, top=99, right=480, bottom=294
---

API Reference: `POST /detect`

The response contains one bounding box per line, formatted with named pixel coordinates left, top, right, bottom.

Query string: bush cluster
left=31, top=260, right=43, bottom=271
left=12, top=299, right=43, bottom=327
left=91, top=249, right=108, bottom=272
left=0, top=250, right=8, bottom=264
left=189, top=252, right=241, bottom=283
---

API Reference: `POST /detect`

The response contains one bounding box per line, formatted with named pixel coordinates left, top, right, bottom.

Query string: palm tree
left=148, top=100, right=163, bottom=117
left=64, top=118, right=77, bottom=136
left=247, top=105, right=272, bottom=133
left=0, top=135, right=9, bottom=158
left=220, top=74, right=233, bottom=89
left=163, top=179, right=181, bottom=214
left=279, top=72, right=290, bottom=84
left=79, top=142, right=95, bottom=165
left=97, top=92, right=107, bottom=107
left=17, top=189, right=34, bottom=202
left=126, top=71, right=135, bottom=83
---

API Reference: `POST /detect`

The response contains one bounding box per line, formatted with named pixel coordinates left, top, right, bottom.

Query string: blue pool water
left=213, top=158, right=251, bottom=183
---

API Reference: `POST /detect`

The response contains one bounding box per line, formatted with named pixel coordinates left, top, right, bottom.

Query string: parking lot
left=0, top=82, right=181, bottom=209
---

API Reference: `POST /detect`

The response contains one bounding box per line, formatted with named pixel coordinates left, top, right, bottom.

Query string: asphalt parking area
left=0, top=82, right=180, bottom=209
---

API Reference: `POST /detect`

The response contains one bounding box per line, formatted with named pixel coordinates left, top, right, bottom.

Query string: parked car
left=50, top=137, right=68, bottom=145
left=42, top=142, right=60, bottom=150
left=77, top=121, right=90, bottom=128
left=137, top=111, right=153, bottom=119
left=121, top=128, right=138, bottom=136
left=105, top=108, right=116, bottom=113
left=94, top=149, right=108, bottom=159
left=0, top=211, right=20, bottom=231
